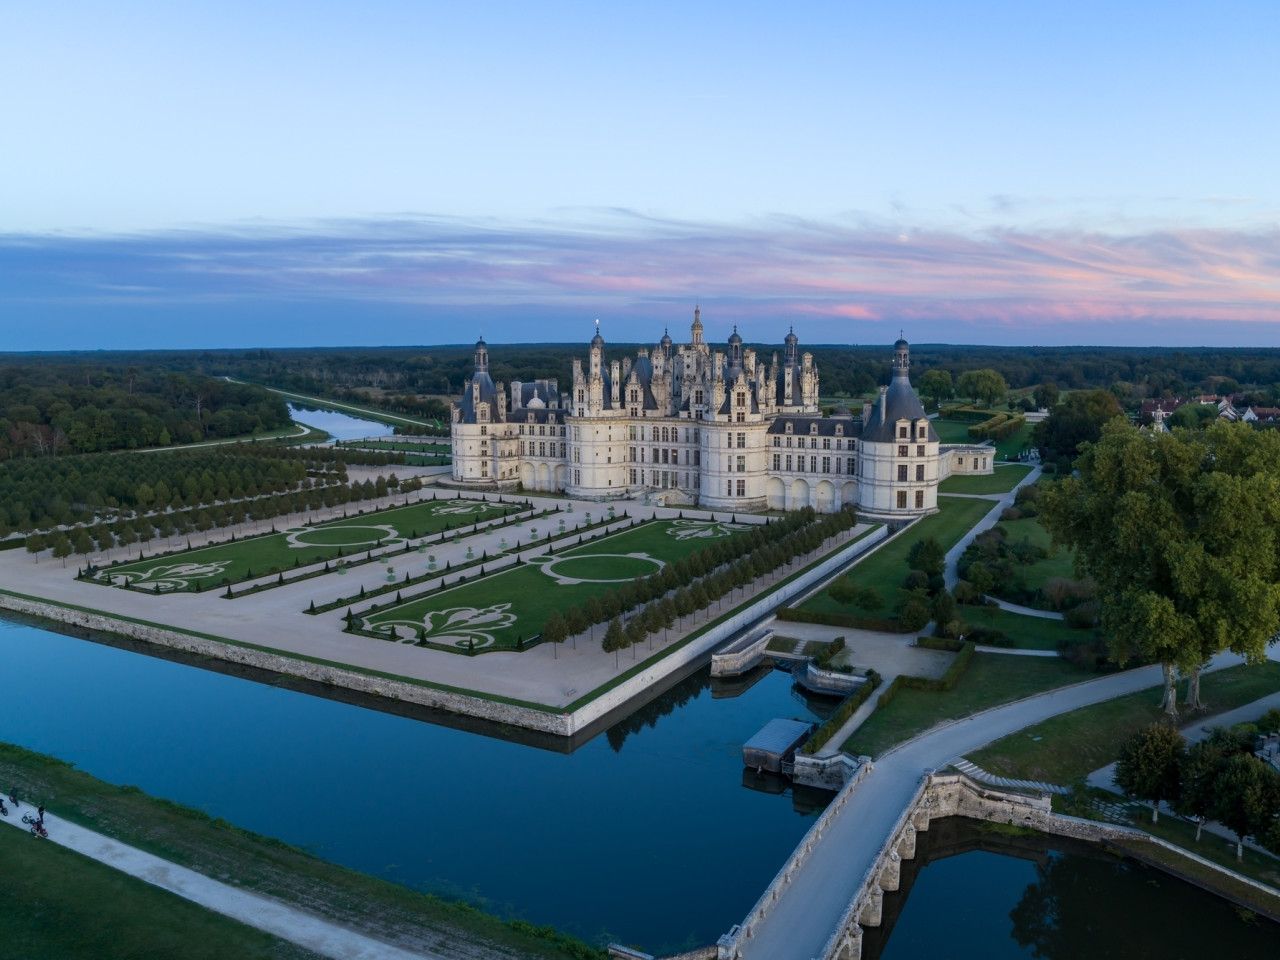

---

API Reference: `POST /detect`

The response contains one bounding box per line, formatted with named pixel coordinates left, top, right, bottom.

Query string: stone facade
left=450, top=313, right=992, bottom=518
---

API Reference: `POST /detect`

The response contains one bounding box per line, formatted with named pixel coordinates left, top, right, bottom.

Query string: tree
left=1113, top=722, right=1186, bottom=823
left=24, top=532, right=46, bottom=562
left=50, top=532, right=72, bottom=567
left=918, top=369, right=954, bottom=409
left=897, top=592, right=931, bottom=632
left=1033, top=388, right=1124, bottom=466
left=828, top=575, right=860, bottom=606
left=542, top=610, right=567, bottom=658
left=1032, top=382, right=1059, bottom=410
left=907, top=536, right=946, bottom=577
left=1041, top=420, right=1280, bottom=718
left=1207, top=754, right=1280, bottom=859
left=955, top=368, right=1007, bottom=407
left=625, top=614, right=647, bottom=658
left=564, top=605, right=587, bottom=650
left=602, top=617, right=625, bottom=668
left=930, top=589, right=958, bottom=636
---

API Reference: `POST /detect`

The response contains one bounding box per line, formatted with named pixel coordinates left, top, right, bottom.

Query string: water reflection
left=287, top=403, right=388, bottom=442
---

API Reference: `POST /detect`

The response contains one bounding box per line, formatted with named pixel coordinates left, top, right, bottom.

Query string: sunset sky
left=5, top=1, right=1278, bottom=350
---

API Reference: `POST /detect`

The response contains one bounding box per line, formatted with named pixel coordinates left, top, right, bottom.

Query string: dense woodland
left=0, top=360, right=289, bottom=460
left=8, top=345, right=1280, bottom=442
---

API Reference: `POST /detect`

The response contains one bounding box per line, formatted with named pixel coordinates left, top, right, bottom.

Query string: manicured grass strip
left=992, top=422, right=1035, bottom=460
left=1108, top=821, right=1280, bottom=906
left=929, top=420, right=978, bottom=443
left=96, top=498, right=522, bottom=590
left=959, top=605, right=1082, bottom=651
left=0, top=825, right=322, bottom=960
left=0, top=743, right=603, bottom=960
left=841, top=653, right=1091, bottom=758
left=801, top=497, right=993, bottom=619
left=938, top=464, right=1033, bottom=495
left=965, top=661, right=1280, bottom=785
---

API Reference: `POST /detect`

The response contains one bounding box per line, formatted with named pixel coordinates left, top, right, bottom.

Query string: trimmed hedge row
left=915, top=635, right=964, bottom=652
left=876, top=641, right=976, bottom=708
left=940, top=407, right=998, bottom=422
left=813, top=635, right=846, bottom=670
left=800, top=670, right=882, bottom=755
left=967, top=413, right=1025, bottom=441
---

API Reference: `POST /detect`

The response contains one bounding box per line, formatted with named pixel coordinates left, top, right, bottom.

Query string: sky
left=3, top=0, right=1279, bottom=350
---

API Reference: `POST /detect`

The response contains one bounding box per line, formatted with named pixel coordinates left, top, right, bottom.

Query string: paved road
left=734, top=647, right=1271, bottom=960
left=0, top=806, right=436, bottom=959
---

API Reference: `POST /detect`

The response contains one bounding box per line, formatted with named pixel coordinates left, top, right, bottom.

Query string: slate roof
left=860, top=368, right=937, bottom=444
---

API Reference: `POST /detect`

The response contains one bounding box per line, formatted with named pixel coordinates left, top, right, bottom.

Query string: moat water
left=286, top=403, right=389, bottom=442
left=1, top=615, right=1273, bottom=955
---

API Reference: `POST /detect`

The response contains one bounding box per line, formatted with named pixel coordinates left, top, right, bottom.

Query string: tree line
left=539, top=507, right=860, bottom=664
left=0, top=444, right=411, bottom=537
left=0, top=362, right=290, bottom=459
left=1115, top=718, right=1280, bottom=859
left=28, top=472, right=419, bottom=569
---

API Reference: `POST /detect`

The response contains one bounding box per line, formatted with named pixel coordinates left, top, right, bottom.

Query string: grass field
left=993, top=515, right=1078, bottom=593
left=938, top=464, right=1033, bottom=495
left=840, top=653, right=1092, bottom=758
left=960, top=605, right=1085, bottom=650
left=96, top=497, right=521, bottom=591
left=0, top=742, right=600, bottom=960
left=965, top=661, right=1280, bottom=785
left=363, top=517, right=753, bottom=650
left=0, top=826, right=320, bottom=960
left=930, top=420, right=977, bottom=443
left=801, top=497, right=993, bottom=619
left=992, top=422, right=1035, bottom=460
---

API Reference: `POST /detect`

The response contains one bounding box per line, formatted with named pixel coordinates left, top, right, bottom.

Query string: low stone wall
left=795, top=661, right=866, bottom=696
left=0, top=593, right=573, bottom=736
left=1, top=521, right=887, bottom=740
left=709, top=629, right=773, bottom=677
left=790, top=753, right=858, bottom=790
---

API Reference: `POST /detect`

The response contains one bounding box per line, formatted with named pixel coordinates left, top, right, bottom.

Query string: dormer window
left=809, top=424, right=818, bottom=435
left=835, top=425, right=843, bottom=436
left=898, top=425, right=908, bottom=438
left=785, top=422, right=793, bottom=434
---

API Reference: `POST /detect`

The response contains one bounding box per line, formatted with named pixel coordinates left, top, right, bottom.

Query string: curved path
left=734, top=646, right=1272, bottom=960
left=0, top=808, right=439, bottom=959
left=941, top=466, right=1041, bottom=591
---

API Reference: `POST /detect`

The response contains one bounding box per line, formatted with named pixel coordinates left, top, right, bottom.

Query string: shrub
left=1064, top=602, right=1099, bottom=629
left=916, top=635, right=964, bottom=652
left=1258, top=708, right=1280, bottom=734
left=903, top=569, right=929, bottom=591
left=897, top=596, right=931, bottom=632
left=1057, top=634, right=1112, bottom=671
left=999, top=506, right=1022, bottom=522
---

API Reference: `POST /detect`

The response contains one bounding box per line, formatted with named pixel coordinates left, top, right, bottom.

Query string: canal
left=286, top=403, right=391, bottom=442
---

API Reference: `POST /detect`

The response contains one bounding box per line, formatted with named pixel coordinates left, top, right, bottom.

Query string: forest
left=7, top=342, right=1280, bottom=437
left=0, top=360, right=289, bottom=460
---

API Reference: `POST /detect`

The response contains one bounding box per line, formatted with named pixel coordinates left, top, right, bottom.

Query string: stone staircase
left=951, top=757, right=1070, bottom=795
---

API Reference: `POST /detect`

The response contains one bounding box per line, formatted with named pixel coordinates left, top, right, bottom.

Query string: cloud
left=2, top=213, right=1278, bottom=349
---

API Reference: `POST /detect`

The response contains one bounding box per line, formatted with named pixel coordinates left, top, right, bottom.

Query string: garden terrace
left=86, top=496, right=524, bottom=593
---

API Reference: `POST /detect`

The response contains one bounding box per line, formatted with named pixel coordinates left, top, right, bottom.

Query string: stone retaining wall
left=1, top=522, right=887, bottom=739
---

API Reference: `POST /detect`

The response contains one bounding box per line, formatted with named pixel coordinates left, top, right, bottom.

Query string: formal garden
left=357, top=516, right=758, bottom=651
left=87, top=496, right=524, bottom=592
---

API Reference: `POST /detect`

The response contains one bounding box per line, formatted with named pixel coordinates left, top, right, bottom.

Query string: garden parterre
left=90, top=497, right=523, bottom=592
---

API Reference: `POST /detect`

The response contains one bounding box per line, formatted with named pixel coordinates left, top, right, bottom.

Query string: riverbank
left=0, top=741, right=603, bottom=960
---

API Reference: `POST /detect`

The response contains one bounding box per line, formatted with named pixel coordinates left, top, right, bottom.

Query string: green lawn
left=965, top=661, right=1280, bottom=784
left=993, top=515, right=1078, bottom=592
left=841, top=653, right=1091, bottom=758
left=992, top=422, right=1035, bottom=461
left=0, top=826, right=320, bottom=960
left=0, top=742, right=601, bottom=960
left=930, top=419, right=978, bottom=443
left=95, top=497, right=521, bottom=591
left=802, top=497, right=993, bottom=619
left=959, top=605, right=1084, bottom=650
left=938, top=464, right=1033, bottom=495
left=337, top=440, right=451, bottom=453
left=1110, top=811, right=1280, bottom=895
left=363, top=517, right=753, bottom=650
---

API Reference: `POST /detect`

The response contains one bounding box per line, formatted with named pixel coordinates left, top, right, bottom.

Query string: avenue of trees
left=1041, top=420, right=1280, bottom=718
left=0, top=363, right=289, bottom=460
left=555, top=507, right=858, bottom=664
left=1114, top=719, right=1280, bottom=859
left=0, top=444, right=411, bottom=536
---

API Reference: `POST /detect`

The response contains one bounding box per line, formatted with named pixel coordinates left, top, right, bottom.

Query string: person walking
left=37, top=804, right=45, bottom=823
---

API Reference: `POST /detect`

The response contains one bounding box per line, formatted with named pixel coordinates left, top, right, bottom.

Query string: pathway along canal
left=3, top=613, right=1274, bottom=956
left=0, top=614, right=831, bottom=954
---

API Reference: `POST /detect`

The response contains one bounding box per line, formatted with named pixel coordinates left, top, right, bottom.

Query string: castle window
left=822, top=438, right=831, bottom=450
left=577, top=390, right=584, bottom=402
left=539, top=441, right=546, bottom=457
left=898, top=464, right=908, bottom=482
left=786, top=454, right=793, bottom=471
left=736, top=411, right=745, bottom=423
left=898, top=445, right=909, bottom=457
left=822, top=457, right=830, bottom=473
left=773, top=437, right=780, bottom=447
left=737, top=392, right=746, bottom=407
left=917, top=425, right=927, bottom=439
left=574, top=470, right=580, bottom=484
left=539, top=425, right=545, bottom=436
left=810, top=424, right=818, bottom=435
left=695, top=389, right=704, bottom=404
left=915, top=490, right=925, bottom=509
left=727, top=480, right=733, bottom=496
left=737, top=432, right=746, bottom=448
left=480, top=425, right=487, bottom=436
left=847, top=457, right=856, bottom=475
left=835, top=425, right=843, bottom=436
left=773, top=453, right=781, bottom=470
left=662, top=449, right=669, bottom=464
left=736, top=455, right=746, bottom=473
left=736, top=479, right=745, bottom=496
left=917, top=445, right=925, bottom=457
left=810, top=456, right=817, bottom=472
left=897, top=490, right=907, bottom=509
left=899, top=426, right=908, bottom=438
left=785, top=422, right=793, bottom=434
left=916, top=464, right=924, bottom=481
left=630, top=469, right=637, bottom=484
left=693, top=450, right=700, bottom=466
left=629, top=446, right=636, bottom=462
